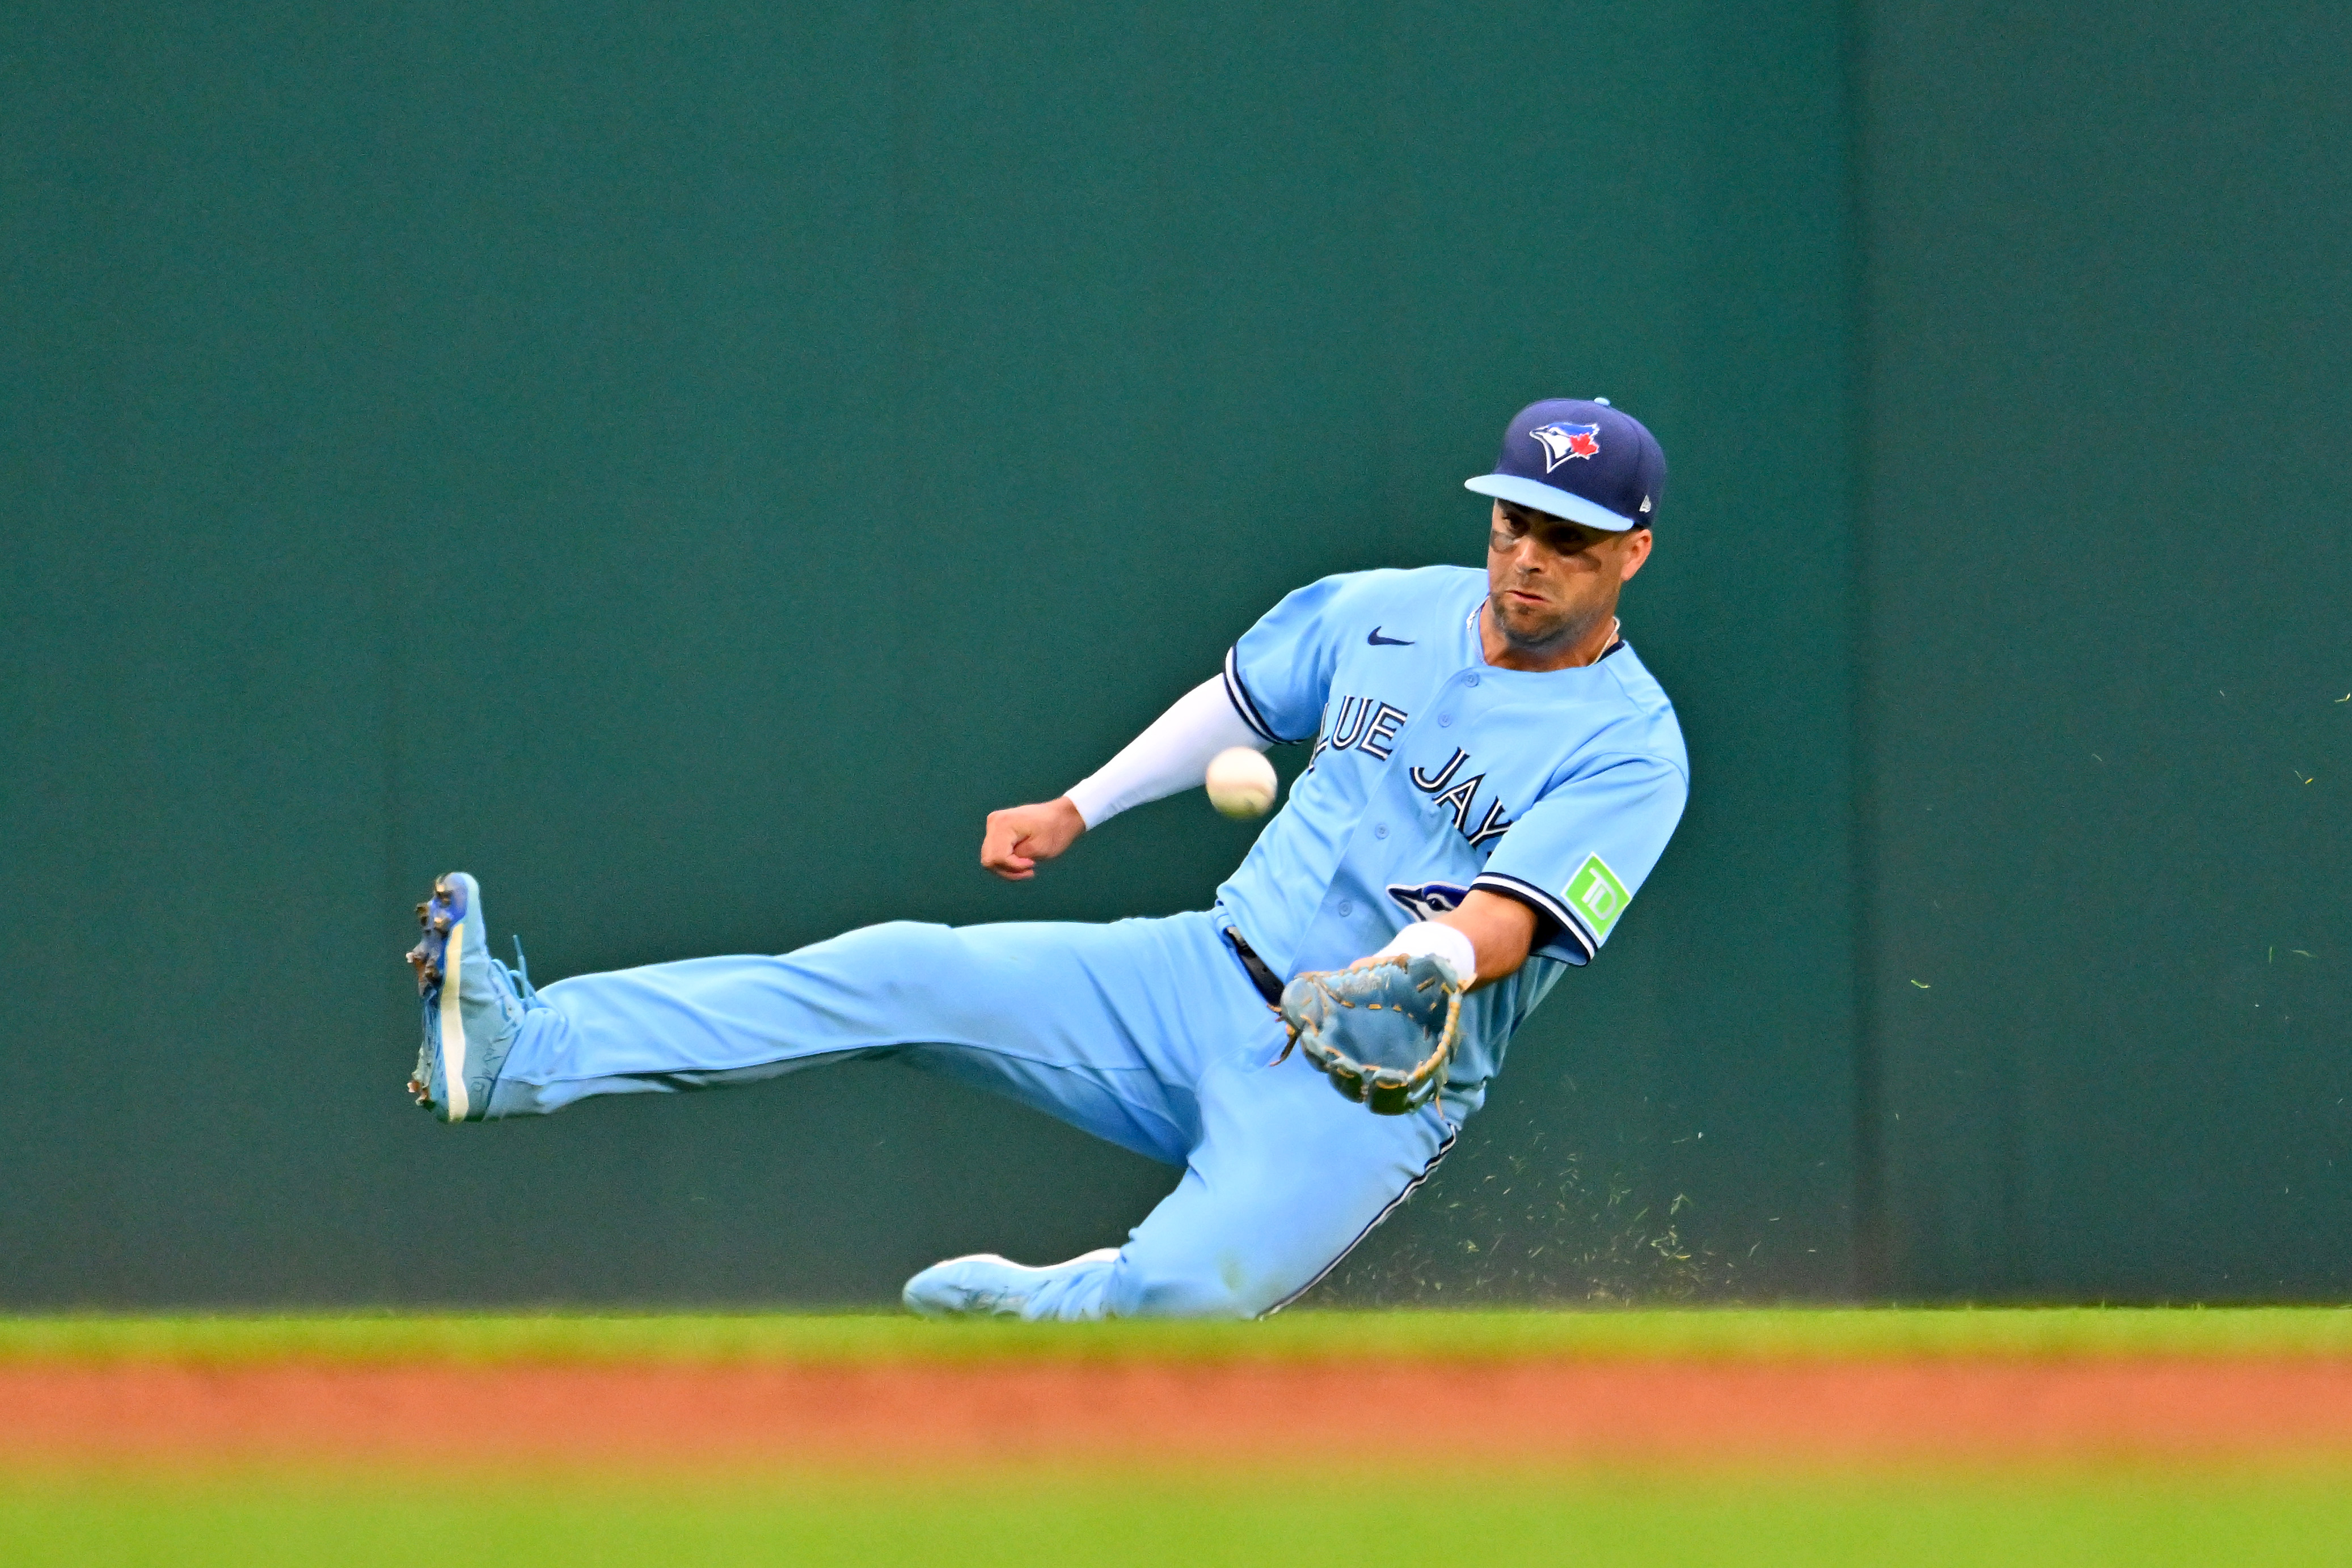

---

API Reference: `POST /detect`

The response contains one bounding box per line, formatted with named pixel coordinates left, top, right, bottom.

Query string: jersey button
left=1374, top=823, right=1388, bottom=839
left=1438, top=713, right=1452, bottom=728
left=1464, top=674, right=1481, bottom=687
left=1337, top=899, right=1353, bottom=916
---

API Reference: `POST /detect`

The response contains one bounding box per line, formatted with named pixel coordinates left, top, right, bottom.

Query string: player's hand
left=981, top=797, right=1086, bottom=881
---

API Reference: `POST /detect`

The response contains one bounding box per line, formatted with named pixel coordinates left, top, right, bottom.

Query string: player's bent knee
left=1107, top=1254, right=1283, bottom=1321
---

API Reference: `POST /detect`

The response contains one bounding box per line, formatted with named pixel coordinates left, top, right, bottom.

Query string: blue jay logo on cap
left=1528, top=422, right=1601, bottom=471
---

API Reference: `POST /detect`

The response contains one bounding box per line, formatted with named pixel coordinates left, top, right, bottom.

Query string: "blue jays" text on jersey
left=1211, top=565, right=1688, bottom=1116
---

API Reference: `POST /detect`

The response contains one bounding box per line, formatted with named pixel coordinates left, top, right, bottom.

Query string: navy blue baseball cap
left=1464, top=398, right=1665, bottom=532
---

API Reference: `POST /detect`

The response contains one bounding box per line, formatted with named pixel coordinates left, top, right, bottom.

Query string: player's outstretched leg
left=460, top=912, right=1239, bottom=1160
left=405, top=872, right=543, bottom=1122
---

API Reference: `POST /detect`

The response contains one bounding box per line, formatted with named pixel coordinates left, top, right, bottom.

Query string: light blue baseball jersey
left=1213, top=565, right=1688, bottom=1114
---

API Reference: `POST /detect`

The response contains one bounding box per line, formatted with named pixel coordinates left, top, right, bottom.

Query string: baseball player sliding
left=403, top=398, right=1688, bottom=1320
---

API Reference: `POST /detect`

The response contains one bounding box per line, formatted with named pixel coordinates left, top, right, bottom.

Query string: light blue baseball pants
left=484, top=908, right=1454, bottom=1318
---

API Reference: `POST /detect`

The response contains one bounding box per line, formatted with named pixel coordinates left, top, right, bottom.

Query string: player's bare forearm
left=980, top=797, right=1086, bottom=881
left=1430, top=892, right=1538, bottom=988
left=1342, top=890, right=1535, bottom=990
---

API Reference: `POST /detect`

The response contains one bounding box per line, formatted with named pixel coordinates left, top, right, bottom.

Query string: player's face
left=1486, top=500, right=1652, bottom=655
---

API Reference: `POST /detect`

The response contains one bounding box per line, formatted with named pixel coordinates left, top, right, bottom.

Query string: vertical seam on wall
left=884, top=0, right=923, bottom=728
left=1840, top=0, right=1889, bottom=1300
left=1378, top=0, right=1409, bottom=543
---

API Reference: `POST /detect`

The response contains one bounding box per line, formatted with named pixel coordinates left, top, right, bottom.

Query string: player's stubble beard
left=1487, top=585, right=1615, bottom=661
left=1486, top=548, right=1627, bottom=662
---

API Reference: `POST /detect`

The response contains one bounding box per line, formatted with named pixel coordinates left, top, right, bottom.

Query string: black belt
left=1224, top=928, right=1285, bottom=1008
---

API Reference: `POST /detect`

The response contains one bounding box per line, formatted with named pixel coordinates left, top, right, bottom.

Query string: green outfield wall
left=0, top=1, right=2341, bottom=1307
left=1851, top=3, right=2352, bottom=1297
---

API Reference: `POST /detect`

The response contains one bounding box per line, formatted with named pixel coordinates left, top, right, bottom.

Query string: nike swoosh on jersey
left=1366, top=627, right=1415, bottom=646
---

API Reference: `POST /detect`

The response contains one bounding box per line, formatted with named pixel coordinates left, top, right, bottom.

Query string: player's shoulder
left=1586, top=643, right=1688, bottom=775
left=1293, top=564, right=1483, bottom=620
left=1295, top=562, right=1480, bottom=596
left=1600, top=641, right=1675, bottom=720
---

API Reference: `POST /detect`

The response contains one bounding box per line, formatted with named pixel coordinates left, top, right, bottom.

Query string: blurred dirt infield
left=7, top=1359, right=2352, bottom=1467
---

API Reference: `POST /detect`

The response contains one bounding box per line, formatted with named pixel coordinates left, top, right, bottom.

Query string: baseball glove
left=1276, top=953, right=1463, bottom=1115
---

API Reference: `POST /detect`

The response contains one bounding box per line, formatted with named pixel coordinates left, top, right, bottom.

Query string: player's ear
left=1616, top=528, right=1653, bottom=582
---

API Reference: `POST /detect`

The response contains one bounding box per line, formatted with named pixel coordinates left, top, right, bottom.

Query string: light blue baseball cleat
left=404, top=872, right=538, bottom=1122
left=901, top=1248, right=1121, bottom=1320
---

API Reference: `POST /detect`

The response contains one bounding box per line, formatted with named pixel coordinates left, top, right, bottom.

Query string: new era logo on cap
left=1464, top=397, right=1667, bottom=533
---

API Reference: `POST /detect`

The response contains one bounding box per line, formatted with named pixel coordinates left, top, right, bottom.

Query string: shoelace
left=494, top=935, right=544, bottom=1008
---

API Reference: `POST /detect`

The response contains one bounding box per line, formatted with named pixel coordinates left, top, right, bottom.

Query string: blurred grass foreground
left=5, top=1304, right=2350, bottom=1366
left=5, top=1308, right=2351, bottom=1566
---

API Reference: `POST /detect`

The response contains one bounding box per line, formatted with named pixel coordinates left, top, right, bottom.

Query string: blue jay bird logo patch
left=1528, top=422, right=1601, bottom=471
left=1386, top=881, right=1471, bottom=922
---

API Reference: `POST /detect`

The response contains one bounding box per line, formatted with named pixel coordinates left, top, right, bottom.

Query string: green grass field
left=4, top=1308, right=2349, bottom=1567
left=5, top=1303, right=2348, bottom=1365
left=7, top=1467, right=2352, bottom=1568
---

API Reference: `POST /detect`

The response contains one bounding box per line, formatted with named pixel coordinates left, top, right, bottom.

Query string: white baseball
left=1205, top=746, right=1278, bottom=819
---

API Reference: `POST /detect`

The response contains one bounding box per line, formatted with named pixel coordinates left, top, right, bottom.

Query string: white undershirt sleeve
left=1064, top=675, right=1272, bottom=830
left=1371, top=920, right=1476, bottom=990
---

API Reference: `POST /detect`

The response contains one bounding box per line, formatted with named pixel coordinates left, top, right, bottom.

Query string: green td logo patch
left=1563, top=853, right=1631, bottom=940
